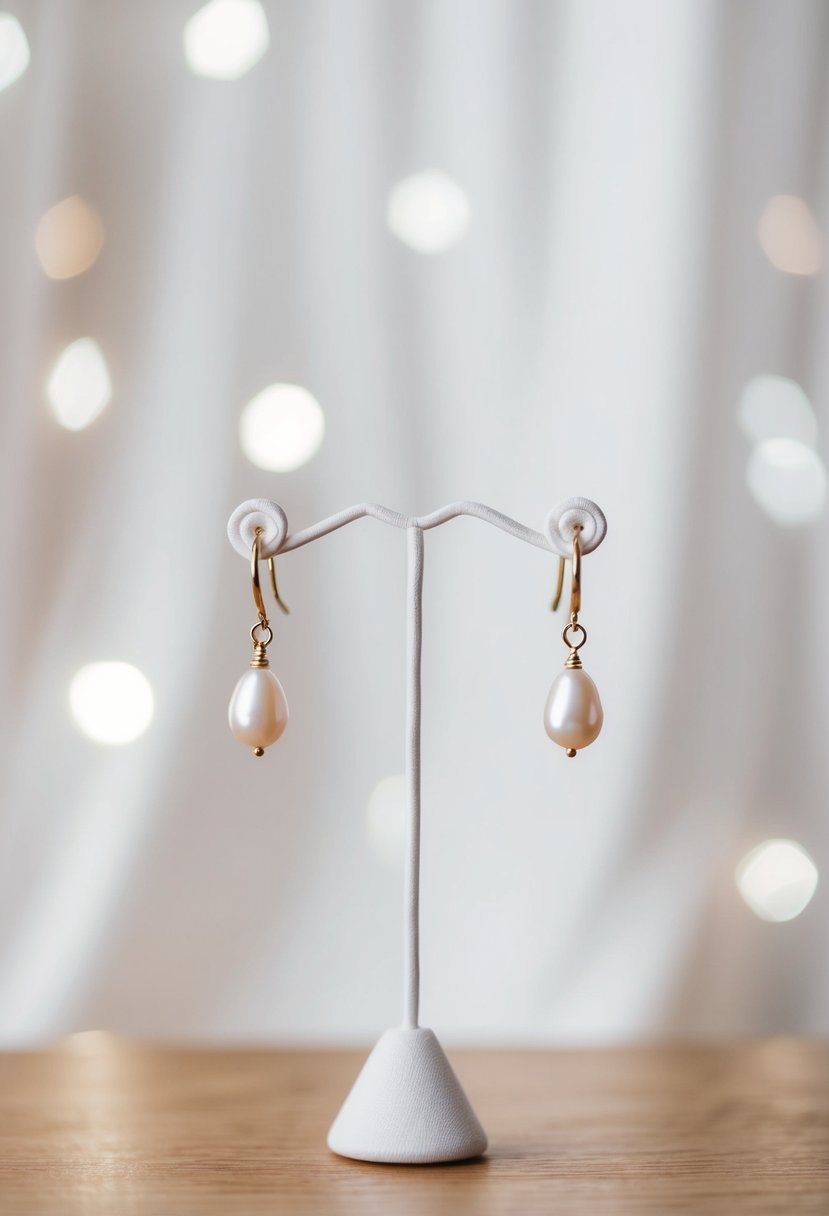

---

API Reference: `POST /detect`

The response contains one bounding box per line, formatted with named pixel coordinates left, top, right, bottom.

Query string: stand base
left=327, top=1027, right=488, bottom=1164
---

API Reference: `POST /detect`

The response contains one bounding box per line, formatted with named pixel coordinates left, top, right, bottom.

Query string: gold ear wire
left=569, top=527, right=581, bottom=619
left=267, top=555, right=290, bottom=616
left=252, top=528, right=290, bottom=621
left=251, top=529, right=268, bottom=624
left=550, top=526, right=581, bottom=617
left=551, top=556, right=565, bottom=612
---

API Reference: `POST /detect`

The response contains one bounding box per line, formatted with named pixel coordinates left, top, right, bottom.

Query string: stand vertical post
left=403, top=526, right=423, bottom=1029
left=326, top=521, right=486, bottom=1162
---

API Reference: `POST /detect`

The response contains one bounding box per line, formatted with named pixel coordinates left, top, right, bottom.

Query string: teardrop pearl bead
left=544, top=667, right=603, bottom=752
left=228, top=668, right=289, bottom=752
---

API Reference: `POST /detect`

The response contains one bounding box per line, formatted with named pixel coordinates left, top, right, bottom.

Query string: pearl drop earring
left=228, top=526, right=290, bottom=756
left=544, top=526, right=603, bottom=757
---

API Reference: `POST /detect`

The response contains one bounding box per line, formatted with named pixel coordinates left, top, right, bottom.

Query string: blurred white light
left=35, top=196, right=105, bottom=280
left=737, top=375, right=817, bottom=448
left=239, top=383, right=325, bottom=471
left=47, top=338, right=112, bottom=431
left=183, top=0, right=269, bottom=80
left=757, top=195, right=822, bottom=276
left=366, top=774, right=406, bottom=865
left=0, top=13, right=29, bottom=91
left=387, top=170, right=471, bottom=253
left=745, top=437, right=827, bottom=526
left=69, top=662, right=154, bottom=745
left=736, top=839, right=818, bottom=922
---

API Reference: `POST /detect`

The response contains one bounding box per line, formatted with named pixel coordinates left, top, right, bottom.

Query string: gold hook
left=268, top=553, right=290, bottom=616
left=252, top=528, right=290, bottom=621
left=251, top=529, right=268, bottom=623
left=551, top=557, right=565, bottom=612
left=550, top=526, right=581, bottom=618
left=570, top=527, right=581, bottom=619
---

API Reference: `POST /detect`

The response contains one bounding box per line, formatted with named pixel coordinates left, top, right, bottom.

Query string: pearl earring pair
left=543, top=526, right=604, bottom=757
left=228, top=527, right=290, bottom=756
left=228, top=521, right=604, bottom=760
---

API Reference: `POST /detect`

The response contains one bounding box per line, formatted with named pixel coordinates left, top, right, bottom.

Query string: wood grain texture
left=0, top=1036, right=827, bottom=1214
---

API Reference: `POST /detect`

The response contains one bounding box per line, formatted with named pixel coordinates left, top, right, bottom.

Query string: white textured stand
left=227, top=497, right=607, bottom=1164
left=327, top=1028, right=487, bottom=1163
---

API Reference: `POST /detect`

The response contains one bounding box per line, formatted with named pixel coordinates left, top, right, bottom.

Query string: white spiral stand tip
left=227, top=498, right=288, bottom=559
left=545, top=496, right=607, bottom=557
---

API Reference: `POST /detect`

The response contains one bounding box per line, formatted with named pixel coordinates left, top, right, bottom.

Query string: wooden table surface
left=0, top=1034, right=827, bottom=1214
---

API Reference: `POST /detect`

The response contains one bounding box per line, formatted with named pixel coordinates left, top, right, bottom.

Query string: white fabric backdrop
left=0, top=0, right=827, bottom=1045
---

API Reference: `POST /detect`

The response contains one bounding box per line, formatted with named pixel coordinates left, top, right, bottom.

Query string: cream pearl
left=228, top=668, right=289, bottom=753
left=544, top=667, right=603, bottom=753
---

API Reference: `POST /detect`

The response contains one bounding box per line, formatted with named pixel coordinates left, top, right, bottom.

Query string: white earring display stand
left=227, top=496, right=607, bottom=1164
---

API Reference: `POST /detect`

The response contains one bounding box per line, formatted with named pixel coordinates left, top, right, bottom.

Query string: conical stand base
left=327, top=1027, right=488, bottom=1164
